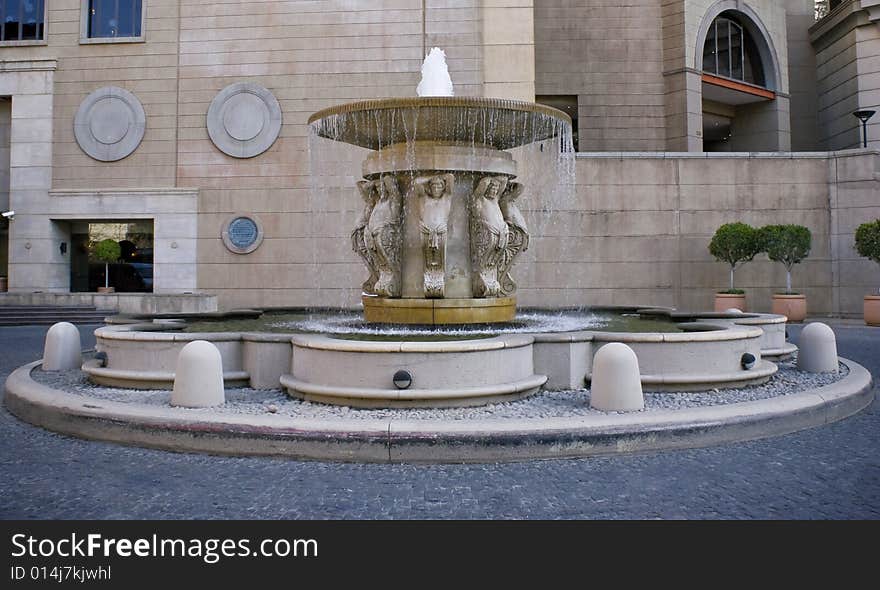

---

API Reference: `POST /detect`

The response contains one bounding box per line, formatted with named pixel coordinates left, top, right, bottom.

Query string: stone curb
left=2, top=358, right=874, bottom=464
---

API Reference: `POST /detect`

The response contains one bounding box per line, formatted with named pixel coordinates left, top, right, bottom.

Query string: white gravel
left=31, top=354, right=848, bottom=422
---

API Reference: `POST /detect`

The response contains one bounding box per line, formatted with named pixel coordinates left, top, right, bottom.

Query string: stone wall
left=812, top=0, right=880, bottom=150
left=786, top=0, right=820, bottom=151
left=513, top=152, right=834, bottom=313
left=206, top=149, right=878, bottom=319
left=535, top=0, right=667, bottom=151
left=830, top=149, right=880, bottom=314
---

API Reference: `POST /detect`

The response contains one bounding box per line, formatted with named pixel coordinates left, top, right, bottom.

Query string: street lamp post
left=854, top=110, right=876, bottom=148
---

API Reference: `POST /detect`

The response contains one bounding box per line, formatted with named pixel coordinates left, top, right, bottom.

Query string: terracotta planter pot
left=714, top=293, right=746, bottom=312
left=772, top=293, right=807, bottom=322
left=865, top=296, right=880, bottom=326
left=97, top=286, right=115, bottom=294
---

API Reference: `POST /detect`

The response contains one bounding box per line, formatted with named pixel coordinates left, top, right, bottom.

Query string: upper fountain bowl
left=307, top=97, right=572, bottom=151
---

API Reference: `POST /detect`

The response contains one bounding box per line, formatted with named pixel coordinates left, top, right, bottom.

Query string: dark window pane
left=717, top=20, right=731, bottom=78
left=702, top=22, right=717, bottom=73
left=743, top=32, right=766, bottom=87
left=730, top=22, right=743, bottom=80
left=3, top=0, right=21, bottom=41
left=89, top=0, right=142, bottom=38
left=20, top=0, right=40, bottom=40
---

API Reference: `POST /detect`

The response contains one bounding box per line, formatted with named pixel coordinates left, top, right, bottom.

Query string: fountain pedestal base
left=362, top=295, right=516, bottom=324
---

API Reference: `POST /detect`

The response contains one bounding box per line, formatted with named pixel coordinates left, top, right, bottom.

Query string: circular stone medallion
left=74, top=87, right=146, bottom=162
left=207, top=83, right=282, bottom=158
left=221, top=214, right=264, bottom=254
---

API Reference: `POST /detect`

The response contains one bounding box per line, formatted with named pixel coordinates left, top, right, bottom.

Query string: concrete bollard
left=590, top=343, right=644, bottom=412
left=42, top=322, right=82, bottom=371
left=171, top=340, right=225, bottom=408
left=797, top=322, right=838, bottom=373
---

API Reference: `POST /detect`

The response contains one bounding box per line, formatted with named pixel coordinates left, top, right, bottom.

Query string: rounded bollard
left=797, top=322, right=838, bottom=374
left=590, top=343, right=644, bottom=412
left=171, top=340, right=225, bottom=408
left=42, top=322, right=82, bottom=371
left=725, top=308, right=744, bottom=314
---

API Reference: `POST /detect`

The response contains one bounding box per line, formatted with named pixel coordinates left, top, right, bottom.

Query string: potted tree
left=855, top=219, right=880, bottom=326
left=708, top=222, right=761, bottom=311
left=761, top=224, right=811, bottom=322
left=91, top=238, right=121, bottom=294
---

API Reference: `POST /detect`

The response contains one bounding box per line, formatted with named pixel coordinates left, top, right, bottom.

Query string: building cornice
left=0, top=58, right=57, bottom=72
left=810, top=0, right=871, bottom=46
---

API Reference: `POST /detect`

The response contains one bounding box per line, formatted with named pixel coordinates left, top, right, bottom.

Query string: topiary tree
left=91, top=239, right=121, bottom=290
left=855, top=219, right=880, bottom=294
left=760, top=224, right=812, bottom=294
left=708, top=222, right=762, bottom=293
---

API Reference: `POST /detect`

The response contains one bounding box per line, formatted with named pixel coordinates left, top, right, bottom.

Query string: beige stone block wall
left=829, top=150, right=880, bottom=314
left=854, top=16, right=880, bottom=149
left=0, top=98, right=9, bottom=211
left=426, top=1, right=483, bottom=96
left=785, top=0, right=820, bottom=150
left=813, top=9, right=862, bottom=149
left=481, top=0, right=535, bottom=100
left=811, top=1, right=880, bottom=150
left=509, top=153, right=838, bottom=314
left=0, top=0, right=181, bottom=189
left=534, top=0, right=667, bottom=151
left=179, top=1, right=426, bottom=310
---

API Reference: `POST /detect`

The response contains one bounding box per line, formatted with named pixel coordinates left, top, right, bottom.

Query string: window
left=702, top=15, right=766, bottom=87
left=83, top=0, right=143, bottom=41
left=1, top=0, right=45, bottom=44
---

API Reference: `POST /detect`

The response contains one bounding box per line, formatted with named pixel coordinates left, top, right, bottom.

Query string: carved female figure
left=366, top=175, right=403, bottom=297
left=415, top=173, right=455, bottom=298
left=352, top=180, right=380, bottom=294
left=498, top=181, right=530, bottom=295
left=469, top=175, right=510, bottom=297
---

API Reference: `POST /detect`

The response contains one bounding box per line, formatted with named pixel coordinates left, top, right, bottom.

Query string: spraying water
left=416, top=47, right=454, bottom=97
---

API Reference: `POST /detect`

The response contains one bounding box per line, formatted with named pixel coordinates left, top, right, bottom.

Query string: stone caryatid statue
left=498, top=181, right=529, bottom=295
left=365, top=174, right=403, bottom=297
left=469, top=175, right=510, bottom=298
left=415, top=173, right=455, bottom=298
left=353, top=180, right=380, bottom=294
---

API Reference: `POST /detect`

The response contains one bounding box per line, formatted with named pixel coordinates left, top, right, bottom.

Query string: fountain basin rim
left=91, top=320, right=761, bottom=343
left=291, top=333, right=534, bottom=353
left=307, top=96, right=572, bottom=127
left=308, top=96, right=573, bottom=150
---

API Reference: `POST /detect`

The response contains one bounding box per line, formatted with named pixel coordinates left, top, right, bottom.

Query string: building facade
left=0, top=0, right=878, bottom=316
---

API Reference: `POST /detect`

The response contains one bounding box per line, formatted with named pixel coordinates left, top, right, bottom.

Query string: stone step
left=0, top=316, right=109, bottom=326
left=0, top=305, right=110, bottom=326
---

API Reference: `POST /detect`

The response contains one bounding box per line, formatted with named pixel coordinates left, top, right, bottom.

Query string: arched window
left=702, top=13, right=766, bottom=87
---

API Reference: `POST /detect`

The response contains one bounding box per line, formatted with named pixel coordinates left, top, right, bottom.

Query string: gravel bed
left=29, top=355, right=848, bottom=422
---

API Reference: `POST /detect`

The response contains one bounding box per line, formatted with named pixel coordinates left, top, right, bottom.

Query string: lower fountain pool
left=82, top=307, right=787, bottom=407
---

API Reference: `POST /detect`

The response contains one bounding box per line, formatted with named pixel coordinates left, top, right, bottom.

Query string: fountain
left=4, top=51, right=872, bottom=460
left=75, top=50, right=786, bottom=408
left=307, top=49, right=574, bottom=325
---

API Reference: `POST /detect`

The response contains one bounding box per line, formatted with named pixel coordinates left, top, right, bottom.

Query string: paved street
left=0, top=322, right=877, bottom=519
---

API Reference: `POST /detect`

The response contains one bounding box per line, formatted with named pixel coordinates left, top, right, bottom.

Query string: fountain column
left=360, top=141, right=520, bottom=324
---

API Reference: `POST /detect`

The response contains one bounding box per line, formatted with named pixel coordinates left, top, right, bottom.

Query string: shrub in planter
left=91, top=239, right=121, bottom=292
left=760, top=224, right=811, bottom=321
left=708, top=222, right=762, bottom=310
left=855, top=219, right=880, bottom=325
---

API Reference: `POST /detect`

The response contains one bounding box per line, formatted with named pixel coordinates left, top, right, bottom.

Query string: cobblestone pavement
left=0, top=322, right=877, bottom=520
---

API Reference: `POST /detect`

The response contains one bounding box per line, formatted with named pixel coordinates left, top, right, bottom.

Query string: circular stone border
left=74, top=87, right=146, bottom=162
left=3, top=357, right=873, bottom=463
left=221, top=213, right=264, bottom=254
left=207, top=83, right=282, bottom=158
